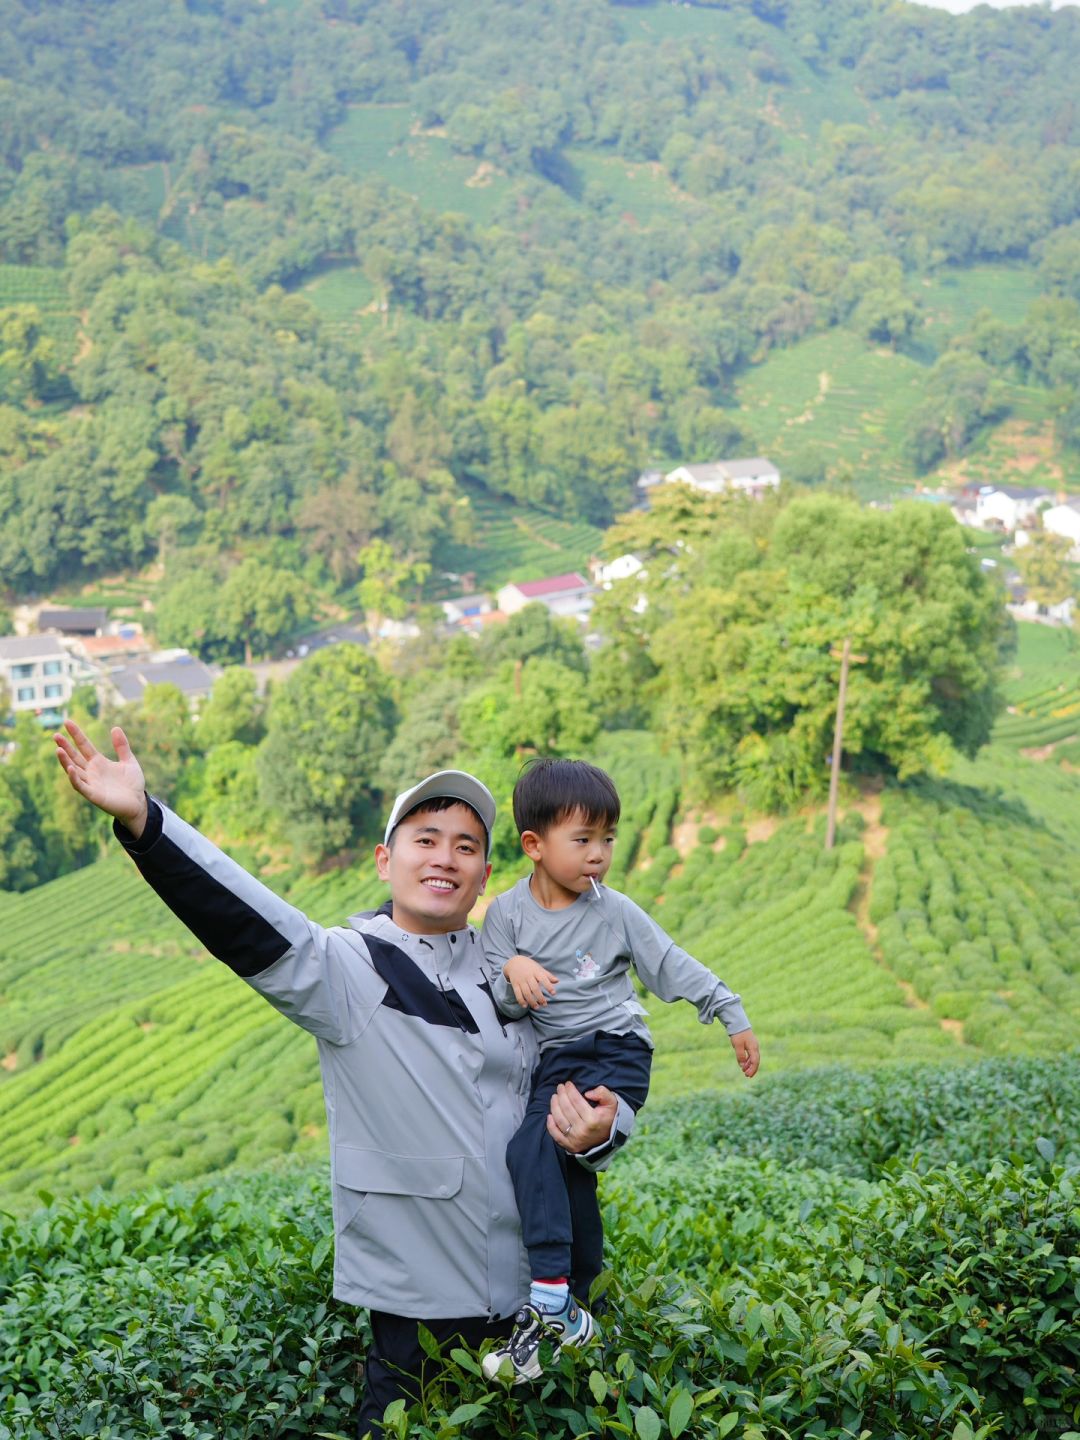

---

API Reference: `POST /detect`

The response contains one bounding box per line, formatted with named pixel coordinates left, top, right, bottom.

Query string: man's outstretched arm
left=55, top=720, right=368, bottom=1044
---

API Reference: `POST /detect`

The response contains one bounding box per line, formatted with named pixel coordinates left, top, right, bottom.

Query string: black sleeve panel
left=115, top=809, right=292, bottom=979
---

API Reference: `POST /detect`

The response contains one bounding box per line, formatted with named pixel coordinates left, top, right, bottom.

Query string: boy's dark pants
left=506, top=1029, right=652, bottom=1284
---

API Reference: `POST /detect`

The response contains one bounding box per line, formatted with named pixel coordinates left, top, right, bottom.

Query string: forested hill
left=2, top=0, right=1080, bottom=602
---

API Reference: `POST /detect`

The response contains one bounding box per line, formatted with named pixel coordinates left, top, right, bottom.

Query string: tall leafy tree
left=256, top=644, right=396, bottom=858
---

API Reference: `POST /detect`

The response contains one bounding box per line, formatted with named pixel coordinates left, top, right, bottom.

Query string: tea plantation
left=1, top=624, right=1078, bottom=1438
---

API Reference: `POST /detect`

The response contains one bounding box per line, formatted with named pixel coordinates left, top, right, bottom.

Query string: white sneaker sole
left=481, top=1309, right=597, bottom=1385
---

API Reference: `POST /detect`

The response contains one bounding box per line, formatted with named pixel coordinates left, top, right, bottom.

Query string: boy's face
left=522, top=807, right=617, bottom=901
left=375, top=802, right=491, bottom=934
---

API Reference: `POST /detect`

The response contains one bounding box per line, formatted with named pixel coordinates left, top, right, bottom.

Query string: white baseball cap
left=384, top=770, right=496, bottom=858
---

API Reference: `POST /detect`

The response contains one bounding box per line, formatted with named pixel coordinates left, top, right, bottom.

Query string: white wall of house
left=1043, top=502, right=1080, bottom=557
left=0, top=642, right=77, bottom=720
left=593, top=554, right=644, bottom=587
left=496, top=583, right=529, bottom=615
left=974, top=491, right=1050, bottom=531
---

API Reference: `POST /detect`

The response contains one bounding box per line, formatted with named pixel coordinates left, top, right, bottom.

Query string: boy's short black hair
left=512, top=758, right=620, bottom=837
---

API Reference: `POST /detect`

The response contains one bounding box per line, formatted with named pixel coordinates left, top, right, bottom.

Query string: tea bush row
left=2, top=1110, right=1076, bottom=1438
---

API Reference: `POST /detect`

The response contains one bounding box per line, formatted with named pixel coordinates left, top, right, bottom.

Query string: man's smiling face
left=375, top=802, right=491, bottom=934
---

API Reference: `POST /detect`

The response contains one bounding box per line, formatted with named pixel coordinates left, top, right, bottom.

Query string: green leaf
left=589, top=1370, right=609, bottom=1404
left=1035, top=1135, right=1056, bottom=1163
left=635, top=1405, right=661, bottom=1440
left=718, top=1417, right=740, bottom=1438
left=668, top=1388, right=693, bottom=1438
left=310, top=1234, right=332, bottom=1272
left=449, top=1347, right=481, bottom=1376
left=416, top=1324, right=442, bottom=1361
left=445, top=1402, right=489, bottom=1426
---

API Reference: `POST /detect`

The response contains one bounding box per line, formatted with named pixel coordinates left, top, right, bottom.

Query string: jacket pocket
left=334, top=1146, right=465, bottom=1200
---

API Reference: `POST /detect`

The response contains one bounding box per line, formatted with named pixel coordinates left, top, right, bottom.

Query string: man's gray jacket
left=115, top=800, right=630, bottom=1320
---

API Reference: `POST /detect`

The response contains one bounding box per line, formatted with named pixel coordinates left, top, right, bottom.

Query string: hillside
left=3, top=624, right=1078, bottom=1215
left=3, top=0, right=1080, bottom=614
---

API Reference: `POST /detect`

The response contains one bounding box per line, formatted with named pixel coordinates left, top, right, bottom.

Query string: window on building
left=43, top=684, right=63, bottom=699
left=16, top=686, right=35, bottom=702
left=12, top=663, right=34, bottom=680
left=43, top=660, right=63, bottom=676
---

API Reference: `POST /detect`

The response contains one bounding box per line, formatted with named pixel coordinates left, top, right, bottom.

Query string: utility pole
left=825, top=636, right=867, bottom=851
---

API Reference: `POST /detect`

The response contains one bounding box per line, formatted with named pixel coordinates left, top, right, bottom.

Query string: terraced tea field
left=0, top=263, right=78, bottom=363
left=733, top=329, right=926, bottom=498
left=994, top=620, right=1080, bottom=751
left=428, top=482, right=603, bottom=594
left=325, top=105, right=509, bottom=225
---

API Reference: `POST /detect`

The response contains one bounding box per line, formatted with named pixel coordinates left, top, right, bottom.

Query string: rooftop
left=720, top=456, right=780, bottom=480
left=37, top=607, right=108, bottom=634
left=511, top=572, right=591, bottom=599
left=110, top=655, right=216, bottom=703
left=982, top=485, right=1053, bottom=501
left=0, top=634, right=67, bottom=662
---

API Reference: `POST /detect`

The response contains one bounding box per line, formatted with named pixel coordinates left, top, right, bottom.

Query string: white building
left=1042, top=499, right=1080, bottom=559
left=664, top=456, right=780, bottom=499
left=441, top=593, right=493, bottom=625
left=590, top=553, right=645, bottom=588
left=497, top=572, right=594, bottom=620
left=973, top=486, right=1053, bottom=532
left=0, top=635, right=80, bottom=725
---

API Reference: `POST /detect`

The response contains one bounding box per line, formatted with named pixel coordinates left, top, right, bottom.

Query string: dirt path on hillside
left=846, top=780, right=967, bottom=1047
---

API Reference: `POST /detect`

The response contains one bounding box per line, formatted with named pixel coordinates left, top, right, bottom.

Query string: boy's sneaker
left=481, top=1296, right=596, bottom=1384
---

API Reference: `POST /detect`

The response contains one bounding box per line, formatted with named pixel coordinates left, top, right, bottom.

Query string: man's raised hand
left=54, top=720, right=149, bottom=839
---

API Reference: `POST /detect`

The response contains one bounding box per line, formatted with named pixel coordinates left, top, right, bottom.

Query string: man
left=54, top=720, right=631, bottom=1437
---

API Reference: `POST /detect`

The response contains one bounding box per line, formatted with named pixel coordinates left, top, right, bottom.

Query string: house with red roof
left=496, top=571, right=594, bottom=621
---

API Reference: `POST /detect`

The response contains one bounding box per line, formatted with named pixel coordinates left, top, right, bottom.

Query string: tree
left=219, top=559, right=311, bottom=664
left=196, top=667, right=265, bottom=749
left=108, top=684, right=195, bottom=805
left=145, top=494, right=201, bottom=566
left=356, top=540, right=431, bottom=641
left=296, top=472, right=377, bottom=586
left=1015, top=530, right=1074, bottom=607
left=598, top=494, right=1004, bottom=809
left=377, top=675, right=469, bottom=798
left=256, top=644, right=396, bottom=859
left=478, top=603, right=587, bottom=674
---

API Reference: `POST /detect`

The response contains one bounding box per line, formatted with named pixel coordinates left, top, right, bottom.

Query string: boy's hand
left=504, top=954, right=559, bottom=1009
left=730, top=1028, right=760, bottom=1078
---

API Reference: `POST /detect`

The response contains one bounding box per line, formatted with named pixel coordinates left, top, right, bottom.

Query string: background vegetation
left=3, top=3, right=1080, bottom=1437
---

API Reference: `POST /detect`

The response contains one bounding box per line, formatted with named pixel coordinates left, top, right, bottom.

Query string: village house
left=496, top=572, right=594, bottom=621
left=440, top=592, right=493, bottom=625
left=664, top=456, right=781, bottom=499
left=973, top=485, right=1053, bottom=532
left=589, top=553, right=645, bottom=588
left=0, top=635, right=83, bottom=726
left=35, top=606, right=109, bottom=638
left=107, top=652, right=219, bottom=709
left=1041, top=498, right=1080, bottom=558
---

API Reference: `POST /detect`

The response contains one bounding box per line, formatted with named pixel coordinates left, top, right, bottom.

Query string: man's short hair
left=388, top=796, right=488, bottom=852
left=512, top=758, right=620, bottom=837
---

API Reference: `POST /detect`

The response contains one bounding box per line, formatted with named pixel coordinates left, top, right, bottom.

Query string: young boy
left=480, top=758, right=759, bottom=1383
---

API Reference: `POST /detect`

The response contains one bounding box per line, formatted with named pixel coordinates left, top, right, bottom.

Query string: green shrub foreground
left=2, top=1061, right=1078, bottom=1440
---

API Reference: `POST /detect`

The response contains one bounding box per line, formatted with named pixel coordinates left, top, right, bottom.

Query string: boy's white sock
left=530, top=1277, right=570, bottom=1313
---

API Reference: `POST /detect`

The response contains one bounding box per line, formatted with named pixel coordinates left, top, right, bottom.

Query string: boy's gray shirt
left=482, top=878, right=750, bottom=1051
